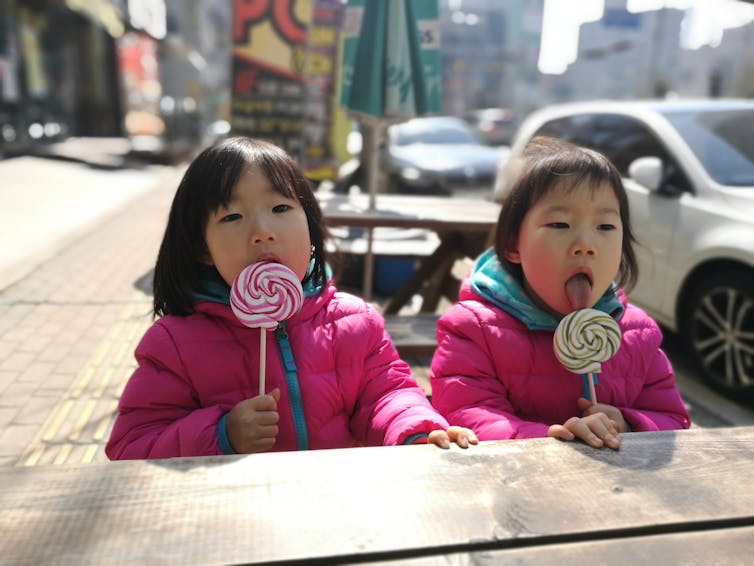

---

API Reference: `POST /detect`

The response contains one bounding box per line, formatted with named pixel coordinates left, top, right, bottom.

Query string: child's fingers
left=598, top=421, right=621, bottom=450
left=584, top=417, right=621, bottom=450
left=446, top=426, right=478, bottom=448
left=564, top=417, right=604, bottom=447
left=547, top=423, right=575, bottom=441
left=427, top=430, right=451, bottom=449
left=249, top=390, right=280, bottom=411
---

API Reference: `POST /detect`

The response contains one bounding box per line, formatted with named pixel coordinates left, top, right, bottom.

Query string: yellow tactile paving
left=15, top=303, right=151, bottom=466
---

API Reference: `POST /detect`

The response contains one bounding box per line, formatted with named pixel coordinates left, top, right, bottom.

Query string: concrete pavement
left=0, top=150, right=163, bottom=291
left=0, top=147, right=184, bottom=466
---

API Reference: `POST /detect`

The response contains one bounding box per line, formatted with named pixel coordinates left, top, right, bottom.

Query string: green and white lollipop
left=554, top=308, right=621, bottom=403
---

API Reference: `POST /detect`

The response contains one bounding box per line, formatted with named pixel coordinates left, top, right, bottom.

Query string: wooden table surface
left=2, top=426, right=752, bottom=564
left=317, top=192, right=500, bottom=233
left=318, top=193, right=500, bottom=312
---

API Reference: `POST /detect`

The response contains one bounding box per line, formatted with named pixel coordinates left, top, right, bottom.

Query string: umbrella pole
left=363, top=227, right=374, bottom=302
left=361, top=121, right=382, bottom=302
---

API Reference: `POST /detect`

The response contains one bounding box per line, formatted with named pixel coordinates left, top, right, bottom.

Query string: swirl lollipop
left=554, top=308, right=621, bottom=403
left=231, top=262, right=304, bottom=394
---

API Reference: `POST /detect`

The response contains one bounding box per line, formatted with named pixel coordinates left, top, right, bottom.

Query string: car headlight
left=399, top=166, right=423, bottom=181
left=399, top=166, right=437, bottom=187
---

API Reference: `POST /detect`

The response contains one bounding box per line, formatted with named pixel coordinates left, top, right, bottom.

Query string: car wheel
left=681, top=270, right=754, bottom=400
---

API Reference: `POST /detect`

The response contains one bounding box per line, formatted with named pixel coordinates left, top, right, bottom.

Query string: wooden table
left=2, top=427, right=753, bottom=564
left=318, top=192, right=500, bottom=313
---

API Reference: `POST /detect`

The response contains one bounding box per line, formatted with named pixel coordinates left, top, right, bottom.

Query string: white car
left=494, top=99, right=754, bottom=400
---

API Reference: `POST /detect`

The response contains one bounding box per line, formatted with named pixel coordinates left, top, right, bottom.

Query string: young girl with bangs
left=107, top=137, right=476, bottom=459
left=430, top=137, right=689, bottom=450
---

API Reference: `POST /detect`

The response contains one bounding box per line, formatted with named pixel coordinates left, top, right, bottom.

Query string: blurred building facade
left=439, top=0, right=754, bottom=124
left=439, top=0, right=543, bottom=120
left=0, top=0, right=231, bottom=159
left=3, top=0, right=753, bottom=160
left=552, top=0, right=754, bottom=103
left=0, top=0, right=127, bottom=154
left=161, top=0, right=231, bottom=154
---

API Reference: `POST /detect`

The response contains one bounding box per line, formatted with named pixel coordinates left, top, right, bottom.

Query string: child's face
left=507, top=181, right=623, bottom=317
left=204, top=165, right=312, bottom=286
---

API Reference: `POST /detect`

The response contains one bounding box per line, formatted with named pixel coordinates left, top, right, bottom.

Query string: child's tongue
left=565, top=274, right=592, bottom=311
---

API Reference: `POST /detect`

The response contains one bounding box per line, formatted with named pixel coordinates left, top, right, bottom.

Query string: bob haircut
left=495, top=136, right=638, bottom=292
left=152, top=137, right=329, bottom=317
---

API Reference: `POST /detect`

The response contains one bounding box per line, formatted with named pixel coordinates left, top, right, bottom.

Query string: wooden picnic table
left=2, top=426, right=752, bottom=564
left=318, top=192, right=500, bottom=313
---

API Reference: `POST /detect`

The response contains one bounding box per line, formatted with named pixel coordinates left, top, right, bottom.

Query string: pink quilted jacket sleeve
left=343, top=304, right=450, bottom=446
left=105, top=322, right=225, bottom=459
left=611, top=312, right=690, bottom=432
left=430, top=303, right=550, bottom=440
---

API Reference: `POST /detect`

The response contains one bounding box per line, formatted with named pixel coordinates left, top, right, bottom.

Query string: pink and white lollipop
left=231, top=262, right=304, bottom=394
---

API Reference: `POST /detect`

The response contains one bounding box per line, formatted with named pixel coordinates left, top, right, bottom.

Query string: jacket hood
left=467, top=247, right=625, bottom=331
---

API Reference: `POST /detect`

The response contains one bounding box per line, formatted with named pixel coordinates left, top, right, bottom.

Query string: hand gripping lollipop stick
left=554, top=309, right=621, bottom=404
left=230, top=262, right=303, bottom=394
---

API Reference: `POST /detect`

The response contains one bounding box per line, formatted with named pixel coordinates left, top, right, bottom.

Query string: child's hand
left=427, top=426, right=479, bottom=449
left=577, top=397, right=627, bottom=432
left=226, top=388, right=281, bottom=454
left=547, top=413, right=621, bottom=450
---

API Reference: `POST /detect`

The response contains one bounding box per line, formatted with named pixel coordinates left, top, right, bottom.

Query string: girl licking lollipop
left=430, top=137, right=689, bottom=450
left=106, top=137, right=477, bottom=459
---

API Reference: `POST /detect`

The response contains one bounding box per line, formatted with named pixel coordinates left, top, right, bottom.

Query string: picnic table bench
left=2, top=426, right=752, bottom=564
left=319, top=192, right=499, bottom=313
left=384, top=313, right=439, bottom=357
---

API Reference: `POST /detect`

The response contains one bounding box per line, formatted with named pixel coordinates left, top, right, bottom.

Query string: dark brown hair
left=152, top=137, right=328, bottom=317
left=495, top=136, right=638, bottom=291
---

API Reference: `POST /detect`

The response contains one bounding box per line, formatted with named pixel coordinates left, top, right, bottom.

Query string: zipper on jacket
left=580, top=373, right=598, bottom=402
left=274, top=322, right=309, bottom=450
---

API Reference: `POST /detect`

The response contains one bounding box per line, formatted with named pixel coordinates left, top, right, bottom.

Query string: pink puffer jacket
left=106, top=282, right=447, bottom=459
left=430, top=286, right=690, bottom=439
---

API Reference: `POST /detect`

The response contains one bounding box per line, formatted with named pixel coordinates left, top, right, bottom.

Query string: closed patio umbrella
left=339, top=0, right=440, bottom=300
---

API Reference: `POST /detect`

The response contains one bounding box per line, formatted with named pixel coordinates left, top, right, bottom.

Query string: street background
left=1, top=141, right=753, bottom=468
left=2, top=1, right=754, bottom=466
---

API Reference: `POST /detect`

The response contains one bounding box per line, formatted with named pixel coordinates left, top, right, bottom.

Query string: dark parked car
left=384, top=116, right=507, bottom=196
left=335, top=116, right=507, bottom=197
left=467, top=107, right=518, bottom=146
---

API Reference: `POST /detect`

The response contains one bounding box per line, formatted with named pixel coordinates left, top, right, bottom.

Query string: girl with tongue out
left=430, top=137, right=690, bottom=449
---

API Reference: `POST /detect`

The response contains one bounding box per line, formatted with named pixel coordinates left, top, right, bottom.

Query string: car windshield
left=661, top=108, right=754, bottom=186
left=393, top=121, right=477, bottom=146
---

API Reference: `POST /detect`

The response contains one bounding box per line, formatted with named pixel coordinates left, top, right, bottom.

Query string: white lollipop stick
left=230, top=262, right=304, bottom=395
left=259, top=330, right=266, bottom=394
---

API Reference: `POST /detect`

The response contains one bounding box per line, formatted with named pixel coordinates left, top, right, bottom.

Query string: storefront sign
left=301, top=0, right=344, bottom=180
left=232, top=0, right=309, bottom=159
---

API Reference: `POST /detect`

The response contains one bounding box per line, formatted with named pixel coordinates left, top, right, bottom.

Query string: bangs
left=532, top=146, right=623, bottom=203
left=202, top=146, right=251, bottom=212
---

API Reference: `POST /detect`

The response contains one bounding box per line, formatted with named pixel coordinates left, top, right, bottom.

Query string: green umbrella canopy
left=340, top=0, right=440, bottom=122
left=337, top=0, right=441, bottom=300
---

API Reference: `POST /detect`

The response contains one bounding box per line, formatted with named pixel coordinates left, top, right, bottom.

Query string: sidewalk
left=0, top=152, right=184, bottom=466
left=0, top=140, right=167, bottom=291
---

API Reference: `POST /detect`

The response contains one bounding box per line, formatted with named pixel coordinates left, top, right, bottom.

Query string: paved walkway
left=0, top=155, right=182, bottom=466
